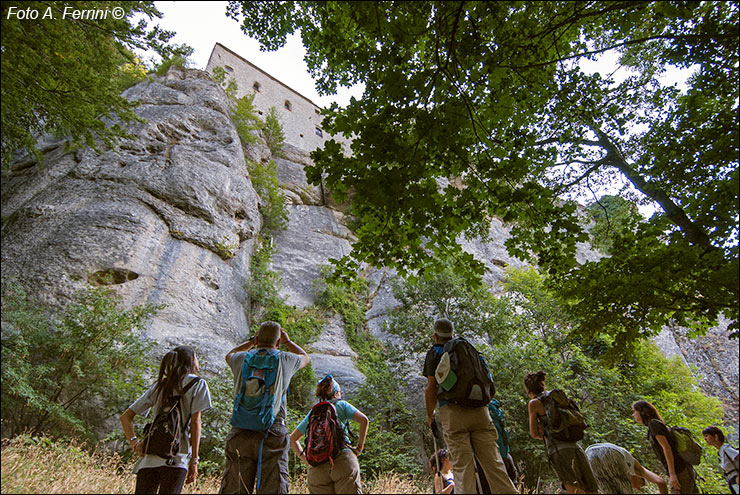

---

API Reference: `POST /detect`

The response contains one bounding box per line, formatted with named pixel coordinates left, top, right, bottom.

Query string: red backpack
left=303, top=401, right=346, bottom=466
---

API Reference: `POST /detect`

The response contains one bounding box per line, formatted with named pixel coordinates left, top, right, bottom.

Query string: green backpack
left=540, top=389, right=587, bottom=442
left=671, top=426, right=702, bottom=465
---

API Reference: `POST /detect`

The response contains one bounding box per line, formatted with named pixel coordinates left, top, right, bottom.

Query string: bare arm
left=655, top=434, right=680, bottom=491
left=186, top=410, right=201, bottom=484
left=290, top=428, right=308, bottom=466
left=279, top=329, right=310, bottom=368
left=120, top=408, right=143, bottom=457
left=225, top=336, right=255, bottom=365
left=528, top=399, right=544, bottom=440
left=352, top=410, right=369, bottom=455
left=425, top=376, right=437, bottom=426
left=634, top=460, right=668, bottom=494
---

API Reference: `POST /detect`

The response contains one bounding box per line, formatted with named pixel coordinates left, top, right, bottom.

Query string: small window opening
left=224, top=65, right=234, bottom=73
left=253, top=81, right=261, bottom=92
left=299, top=133, right=304, bottom=138
left=315, top=127, right=323, bottom=137
left=284, top=100, right=292, bottom=111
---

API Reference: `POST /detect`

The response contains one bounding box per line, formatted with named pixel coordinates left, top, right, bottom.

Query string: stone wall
left=205, top=43, right=351, bottom=154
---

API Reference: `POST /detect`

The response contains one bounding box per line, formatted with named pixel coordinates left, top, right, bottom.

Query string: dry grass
left=0, top=435, right=219, bottom=494
left=1, top=435, right=427, bottom=494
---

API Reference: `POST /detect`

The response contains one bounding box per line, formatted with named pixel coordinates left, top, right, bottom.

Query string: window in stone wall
left=284, top=100, right=292, bottom=111
left=315, top=127, right=323, bottom=137
left=253, top=81, right=261, bottom=92
left=225, top=65, right=234, bottom=73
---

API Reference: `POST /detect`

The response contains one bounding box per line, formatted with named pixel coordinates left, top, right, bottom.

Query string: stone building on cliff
left=205, top=42, right=351, bottom=154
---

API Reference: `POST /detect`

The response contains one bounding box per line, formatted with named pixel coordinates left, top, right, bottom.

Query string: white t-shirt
left=129, top=373, right=212, bottom=472
left=719, top=443, right=739, bottom=483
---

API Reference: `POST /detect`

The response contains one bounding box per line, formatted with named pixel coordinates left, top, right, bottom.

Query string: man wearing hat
left=423, top=318, right=517, bottom=494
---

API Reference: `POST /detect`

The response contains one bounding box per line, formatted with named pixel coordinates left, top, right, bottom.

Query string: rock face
left=1, top=67, right=261, bottom=369
left=1, top=68, right=737, bottom=430
left=653, top=317, right=739, bottom=441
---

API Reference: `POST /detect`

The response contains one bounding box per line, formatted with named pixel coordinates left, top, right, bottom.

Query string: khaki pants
left=439, top=404, right=517, bottom=494
left=219, top=426, right=290, bottom=494
left=307, top=449, right=361, bottom=494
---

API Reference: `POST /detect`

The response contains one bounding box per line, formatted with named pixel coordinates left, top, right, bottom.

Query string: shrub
left=1, top=279, right=160, bottom=441
left=248, top=159, right=289, bottom=235
left=233, top=93, right=262, bottom=146
left=263, top=106, right=286, bottom=156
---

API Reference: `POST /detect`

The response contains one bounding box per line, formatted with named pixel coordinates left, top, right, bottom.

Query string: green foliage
left=1, top=1, right=193, bottom=169
left=232, top=93, right=262, bottom=146
left=1, top=279, right=160, bottom=441
left=214, top=235, right=238, bottom=260
left=228, top=1, right=739, bottom=343
left=247, top=159, right=289, bottom=235
left=210, top=65, right=238, bottom=101
left=383, top=265, right=730, bottom=492
left=151, top=53, right=190, bottom=77
left=587, top=195, right=644, bottom=254
left=263, top=106, right=286, bottom=156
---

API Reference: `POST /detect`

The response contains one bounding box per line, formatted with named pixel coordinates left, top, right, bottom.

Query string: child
left=430, top=449, right=455, bottom=494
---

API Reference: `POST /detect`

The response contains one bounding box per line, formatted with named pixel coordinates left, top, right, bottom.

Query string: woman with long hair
left=120, top=345, right=212, bottom=494
left=525, top=370, right=598, bottom=494
left=290, top=375, right=369, bottom=494
left=632, top=400, right=698, bottom=494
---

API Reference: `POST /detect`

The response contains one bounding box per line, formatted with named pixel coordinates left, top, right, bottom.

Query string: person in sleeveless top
left=632, top=400, right=698, bottom=494
left=430, top=449, right=455, bottom=494
left=525, top=370, right=598, bottom=494
left=120, top=345, right=212, bottom=494
left=290, top=375, right=369, bottom=494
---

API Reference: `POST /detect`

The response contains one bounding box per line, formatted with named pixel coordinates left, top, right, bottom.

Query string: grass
left=1, top=435, right=426, bottom=494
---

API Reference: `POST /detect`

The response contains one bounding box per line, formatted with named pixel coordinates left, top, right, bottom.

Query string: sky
left=151, top=1, right=364, bottom=107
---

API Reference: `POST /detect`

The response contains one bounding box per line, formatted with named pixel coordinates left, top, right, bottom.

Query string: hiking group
left=119, top=318, right=738, bottom=494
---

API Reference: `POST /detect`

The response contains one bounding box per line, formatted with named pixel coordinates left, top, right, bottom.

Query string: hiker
left=477, top=398, right=518, bottom=493
left=585, top=442, right=668, bottom=494
left=120, top=345, right=212, bottom=494
left=525, top=370, right=598, bottom=494
left=219, top=321, right=310, bottom=494
left=487, top=398, right=518, bottom=483
left=423, top=317, right=517, bottom=494
left=430, top=448, right=455, bottom=494
left=632, top=400, right=698, bottom=494
left=290, top=374, right=369, bottom=494
left=702, top=426, right=739, bottom=494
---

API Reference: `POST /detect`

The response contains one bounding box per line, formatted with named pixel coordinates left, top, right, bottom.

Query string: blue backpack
left=231, top=348, right=282, bottom=431
left=230, top=348, right=283, bottom=491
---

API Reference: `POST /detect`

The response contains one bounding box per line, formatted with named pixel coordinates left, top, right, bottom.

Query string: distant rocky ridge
left=1, top=67, right=736, bottom=438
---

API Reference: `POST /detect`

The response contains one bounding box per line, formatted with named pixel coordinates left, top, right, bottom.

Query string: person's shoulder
left=280, top=350, right=303, bottom=366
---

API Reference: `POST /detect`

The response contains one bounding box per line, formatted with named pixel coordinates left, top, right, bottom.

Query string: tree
left=228, top=1, right=739, bottom=347
left=586, top=194, right=643, bottom=254
left=1, top=279, right=159, bottom=440
left=1, top=1, right=192, bottom=168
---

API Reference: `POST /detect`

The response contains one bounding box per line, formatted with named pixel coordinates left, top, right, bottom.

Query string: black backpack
left=539, top=389, right=587, bottom=442
left=142, top=377, right=201, bottom=462
left=303, top=401, right=346, bottom=466
left=436, top=337, right=495, bottom=408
